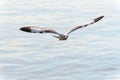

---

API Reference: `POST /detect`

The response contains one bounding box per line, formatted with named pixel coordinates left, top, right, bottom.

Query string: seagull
left=20, top=15, right=104, bottom=41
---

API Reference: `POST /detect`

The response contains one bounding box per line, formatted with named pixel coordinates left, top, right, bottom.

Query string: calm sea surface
left=0, top=0, right=120, bottom=80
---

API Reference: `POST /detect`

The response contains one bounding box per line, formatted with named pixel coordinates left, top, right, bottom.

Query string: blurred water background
left=0, top=0, right=120, bottom=80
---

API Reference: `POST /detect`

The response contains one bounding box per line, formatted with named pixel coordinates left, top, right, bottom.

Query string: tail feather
left=52, top=35, right=60, bottom=39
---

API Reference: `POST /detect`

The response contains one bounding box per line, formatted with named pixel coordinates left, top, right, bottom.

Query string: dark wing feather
left=67, top=15, right=104, bottom=35
left=20, top=26, right=61, bottom=35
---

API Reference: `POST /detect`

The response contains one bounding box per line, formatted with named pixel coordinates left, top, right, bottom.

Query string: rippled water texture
left=0, top=0, right=120, bottom=80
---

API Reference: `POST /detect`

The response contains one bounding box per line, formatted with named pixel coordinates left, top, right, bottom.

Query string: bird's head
left=59, top=34, right=68, bottom=40
left=63, top=33, right=69, bottom=38
left=63, top=35, right=68, bottom=39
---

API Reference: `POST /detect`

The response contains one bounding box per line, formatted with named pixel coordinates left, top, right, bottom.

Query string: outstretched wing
left=67, top=15, right=104, bottom=35
left=20, top=26, right=61, bottom=35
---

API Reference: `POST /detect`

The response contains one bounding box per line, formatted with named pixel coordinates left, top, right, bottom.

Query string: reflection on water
left=0, top=0, right=120, bottom=80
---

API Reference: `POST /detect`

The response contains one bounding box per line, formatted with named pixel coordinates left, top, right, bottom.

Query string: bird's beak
left=52, top=35, right=60, bottom=39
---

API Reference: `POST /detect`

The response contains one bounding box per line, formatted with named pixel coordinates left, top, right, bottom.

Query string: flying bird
left=20, top=15, right=104, bottom=41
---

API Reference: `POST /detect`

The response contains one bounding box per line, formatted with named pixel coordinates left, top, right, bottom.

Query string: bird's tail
left=52, top=35, right=60, bottom=39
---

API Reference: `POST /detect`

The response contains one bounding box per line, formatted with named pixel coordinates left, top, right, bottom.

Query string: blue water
left=0, top=0, right=120, bottom=80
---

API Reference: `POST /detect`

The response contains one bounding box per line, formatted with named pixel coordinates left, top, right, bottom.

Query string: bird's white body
left=20, top=16, right=104, bottom=41
left=53, top=34, right=68, bottom=40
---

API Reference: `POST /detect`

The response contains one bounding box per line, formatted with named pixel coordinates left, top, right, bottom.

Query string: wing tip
left=20, top=27, right=31, bottom=32
left=94, top=15, right=104, bottom=22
